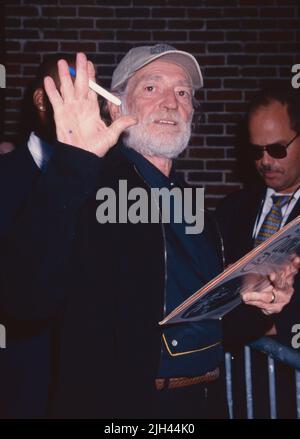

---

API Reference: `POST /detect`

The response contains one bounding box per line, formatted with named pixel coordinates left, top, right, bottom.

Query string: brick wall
left=3, top=0, right=300, bottom=208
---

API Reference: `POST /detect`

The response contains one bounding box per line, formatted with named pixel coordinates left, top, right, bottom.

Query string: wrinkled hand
left=241, top=255, right=300, bottom=315
left=44, top=52, right=137, bottom=157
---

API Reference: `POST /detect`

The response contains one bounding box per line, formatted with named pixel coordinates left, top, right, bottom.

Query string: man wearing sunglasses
left=216, top=87, right=300, bottom=416
left=217, top=84, right=300, bottom=418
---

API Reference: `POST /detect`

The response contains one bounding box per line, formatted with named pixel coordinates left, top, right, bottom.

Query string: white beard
left=121, top=104, right=193, bottom=159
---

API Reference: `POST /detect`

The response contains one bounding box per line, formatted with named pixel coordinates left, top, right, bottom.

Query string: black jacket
left=1, top=143, right=226, bottom=418
left=0, top=145, right=50, bottom=418
left=0, top=146, right=39, bottom=236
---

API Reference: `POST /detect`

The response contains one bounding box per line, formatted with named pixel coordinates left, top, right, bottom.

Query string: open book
left=159, top=215, right=300, bottom=326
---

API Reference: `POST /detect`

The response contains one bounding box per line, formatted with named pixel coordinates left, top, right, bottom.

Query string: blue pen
left=68, top=66, right=76, bottom=77
left=68, top=66, right=121, bottom=106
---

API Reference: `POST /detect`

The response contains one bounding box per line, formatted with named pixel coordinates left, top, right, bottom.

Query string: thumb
left=268, top=272, right=276, bottom=284
left=94, top=115, right=138, bottom=157
left=109, top=115, right=138, bottom=142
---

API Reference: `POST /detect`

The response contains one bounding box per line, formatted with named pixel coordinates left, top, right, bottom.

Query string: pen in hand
left=68, top=66, right=121, bottom=107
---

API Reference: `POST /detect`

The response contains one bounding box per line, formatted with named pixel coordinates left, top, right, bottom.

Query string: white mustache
left=148, top=113, right=189, bottom=126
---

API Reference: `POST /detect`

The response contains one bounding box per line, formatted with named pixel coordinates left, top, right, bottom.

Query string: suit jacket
left=1, top=142, right=226, bottom=418
left=216, top=185, right=300, bottom=348
left=0, top=145, right=50, bottom=418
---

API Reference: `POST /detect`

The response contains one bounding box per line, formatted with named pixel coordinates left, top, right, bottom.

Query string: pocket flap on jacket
left=162, top=320, right=222, bottom=357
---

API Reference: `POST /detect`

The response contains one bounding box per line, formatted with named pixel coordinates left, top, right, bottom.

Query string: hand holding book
left=160, top=216, right=300, bottom=326
left=241, top=254, right=300, bottom=315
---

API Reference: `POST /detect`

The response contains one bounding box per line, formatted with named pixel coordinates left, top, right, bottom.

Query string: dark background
left=1, top=0, right=299, bottom=208
left=0, top=3, right=5, bottom=135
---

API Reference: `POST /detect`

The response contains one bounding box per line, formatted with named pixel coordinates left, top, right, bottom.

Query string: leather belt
left=155, top=367, right=220, bottom=391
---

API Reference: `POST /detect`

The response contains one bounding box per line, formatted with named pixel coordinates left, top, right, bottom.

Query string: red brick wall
left=3, top=0, right=300, bottom=208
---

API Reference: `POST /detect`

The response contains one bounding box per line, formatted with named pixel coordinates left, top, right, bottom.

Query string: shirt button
left=170, top=182, right=174, bottom=186
left=171, top=339, right=178, bottom=347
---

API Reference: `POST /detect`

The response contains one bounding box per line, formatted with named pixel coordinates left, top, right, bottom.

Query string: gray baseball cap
left=111, top=44, right=203, bottom=91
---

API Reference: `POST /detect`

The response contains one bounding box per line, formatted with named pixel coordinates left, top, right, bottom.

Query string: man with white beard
left=1, top=45, right=299, bottom=419
left=118, top=64, right=193, bottom=160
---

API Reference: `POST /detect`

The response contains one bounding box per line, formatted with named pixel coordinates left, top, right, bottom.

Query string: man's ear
left=108, top=100, right=122, bottom=122
left=33, top=88, right=47, bottom=112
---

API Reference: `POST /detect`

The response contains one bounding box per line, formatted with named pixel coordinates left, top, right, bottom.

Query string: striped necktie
left=254, top=194, right=290, bottom=247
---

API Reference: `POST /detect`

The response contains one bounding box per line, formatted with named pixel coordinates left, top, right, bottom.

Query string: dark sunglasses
left=250, top=132, right=300, bottom=160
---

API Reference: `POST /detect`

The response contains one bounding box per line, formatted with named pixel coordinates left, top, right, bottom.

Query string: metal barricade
left=225, top=337, right=300, bottom=419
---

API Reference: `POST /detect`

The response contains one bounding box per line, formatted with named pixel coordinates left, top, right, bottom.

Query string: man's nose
left=160, top=89, right=178, bottom=110
left=259, top=149, right=274, bottom=166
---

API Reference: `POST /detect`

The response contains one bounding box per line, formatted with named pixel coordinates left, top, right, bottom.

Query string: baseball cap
left=111, top=44, right=203, bottom=91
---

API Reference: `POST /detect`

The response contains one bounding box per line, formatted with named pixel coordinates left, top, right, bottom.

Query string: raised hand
left=44, top=52, right=137, bottom=157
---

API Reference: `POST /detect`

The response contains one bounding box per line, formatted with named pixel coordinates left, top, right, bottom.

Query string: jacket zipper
left=133, top=165, right=168, bottom=317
